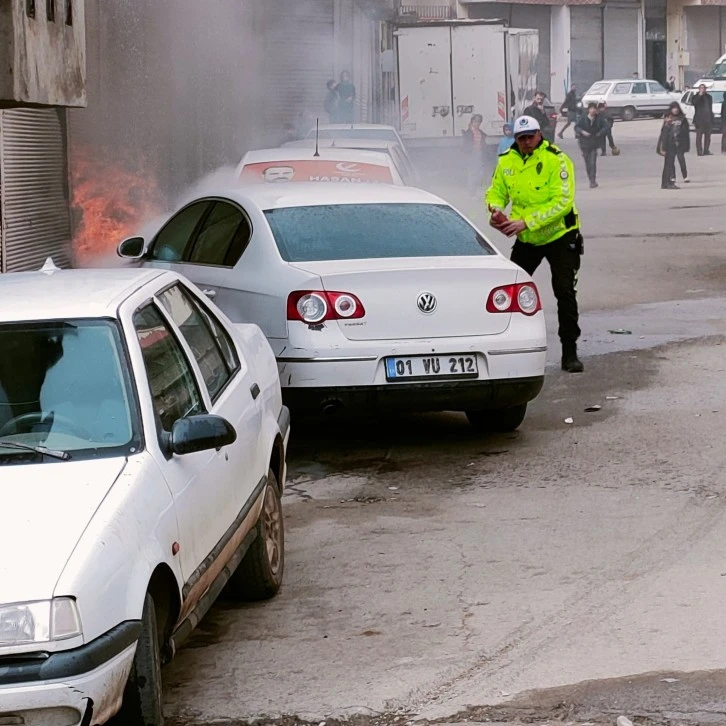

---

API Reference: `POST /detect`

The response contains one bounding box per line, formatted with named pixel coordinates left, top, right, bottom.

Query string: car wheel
left=466, top=404, right=527, bottom=433
left=113, top=593, right=164, bottom=726
left=622, top=106, right=636, bottom=121
left=227, top=470, right=285, bottom=601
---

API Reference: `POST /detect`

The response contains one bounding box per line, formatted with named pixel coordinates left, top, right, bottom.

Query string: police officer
left=486, top=115, right=584, bottom=373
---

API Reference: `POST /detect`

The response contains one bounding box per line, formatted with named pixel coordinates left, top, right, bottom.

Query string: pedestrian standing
left=657, top=114, right=678, bottom=190
left=337, top=71, right=356, bottom=124
left=523, top=91, right=552, bottom=141
left=721, top=97, right=726, bottom=153
left=486, top=115, right=585, bottom=373
left=462, top=114, right=487, bottom=197
left=597, top=102, right=617, bottom=156
left=324, top=80, right=339, bottom=123
left=693, top=84, right=713, bottom=156
left=668, top=101, right=690, bottom=182
left=575, top=102, right=606, bottom=188
left=558, top=85, right=578, bottom=139
left=497, top=122, right=515, bottom=155
left=665, top=76, right=677, bottom=92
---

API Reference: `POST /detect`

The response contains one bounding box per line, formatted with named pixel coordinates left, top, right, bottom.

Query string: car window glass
left=649, top=82, right=667, bottom=93
left=187, top=202, right=249, bottom=267
left=632, top=82, right=648, bottom=94
left=196, top=302, right=240, bottom=373
left=613, top=83, right=631, bottom=94
left=588, top=82, right=611, bottom=94
left=265, top=203, right=497, bottom=261
left=150, top=202, right=210, bottom=262
left=158, top=285, right=233, bottom=400
left=134, top=304, right=204, bottom=431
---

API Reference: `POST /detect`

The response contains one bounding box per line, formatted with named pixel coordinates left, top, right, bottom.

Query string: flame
left=71, top=147, right=164, bottom=266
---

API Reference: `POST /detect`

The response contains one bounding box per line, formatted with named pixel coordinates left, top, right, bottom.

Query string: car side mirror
left=117, top=236, right=146, bottom=260
left=170, top=414, right=237, bottom=456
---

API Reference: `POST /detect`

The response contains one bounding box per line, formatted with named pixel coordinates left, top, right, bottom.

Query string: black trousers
left=661, top=149, right=676, bottom=188
left=511, top=233, right=582, bottom=344
left=676, top=150, right=687, bottom=179
left=696, top=127, right=711, bottom=155
left=580, top=146, right=598, bottom=184
left=599, top=128, right=615, bottom=152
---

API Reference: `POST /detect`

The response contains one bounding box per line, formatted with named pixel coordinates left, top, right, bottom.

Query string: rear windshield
left=309, top=129, right=400, bottom=143
left=264, top=203, right=496, bottom=261
left=587, top=82, right=611, bottom=95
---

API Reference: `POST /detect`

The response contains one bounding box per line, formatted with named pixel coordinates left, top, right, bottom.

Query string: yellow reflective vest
left=485, top=140, right=579, bottom=246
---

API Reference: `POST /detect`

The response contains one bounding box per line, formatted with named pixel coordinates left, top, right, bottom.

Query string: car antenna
left=314, top=118, right=320, bottom=157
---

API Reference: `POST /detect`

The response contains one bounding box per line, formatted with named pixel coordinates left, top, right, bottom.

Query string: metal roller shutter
left=263, top=0, right=335, bottom=132
left=685, top=6, right=720, bottom=83
left=0, top=109, right=72, bottom=273
left=510, top=5, right=551, bottom=98
left=604, top=5, right=640, bottom=79
left=571, top=6, right=603, bottom=93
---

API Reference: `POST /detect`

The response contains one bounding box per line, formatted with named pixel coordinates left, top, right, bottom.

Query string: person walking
left=668, top=101, right=690, bottom=182
left=693, top=84, right=713, bottom=156
left=486, top=115, right=585, bottom=373
left=575, top=102, right=606, bottom=188
left=497, top=122, right=515, bottom=154
left=462, top=114, right=487, bottom=197
left=523, top=91, right=552, bottom=140
left=558, top=85, right=578, bottom=139
left=597, top=102, right=618, bottom=156
left=337, top=71, right=356, bottom=124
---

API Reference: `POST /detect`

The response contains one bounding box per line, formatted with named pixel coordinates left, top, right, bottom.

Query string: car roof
left=590, top=79, right=662, bottom=85
left=283, top=139, right=399, bottom=151
left=0, top=266, right=168, bottom=323
left=224, top=182, right=445, bottom=210
left=240, top=147, right=394, bottom=166
left=314, top=124, right=398, bottom=132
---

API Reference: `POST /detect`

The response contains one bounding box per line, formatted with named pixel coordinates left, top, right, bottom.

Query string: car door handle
left=250, top=383, right=260, bottom=400
left=202, top=289, right=217, bottom=299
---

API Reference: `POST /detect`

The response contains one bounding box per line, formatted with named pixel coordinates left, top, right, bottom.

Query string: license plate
left=385, top=354, right=479, bottom=382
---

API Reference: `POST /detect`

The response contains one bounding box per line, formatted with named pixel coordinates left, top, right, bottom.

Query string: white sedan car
left=118, top=184, right=546, bottom=431
left=0, top=266, right=289, bottom=725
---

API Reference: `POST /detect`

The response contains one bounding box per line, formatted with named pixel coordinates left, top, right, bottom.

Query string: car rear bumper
left=0, top=621, right=140, bottom=725
left=283, top=376, right=544, bottom=414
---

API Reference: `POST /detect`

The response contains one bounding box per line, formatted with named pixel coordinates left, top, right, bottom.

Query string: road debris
left=608, top=329, right=632, bottom=335
left=584, top=405, right=602, bottom=412
left=616, top=716, right=634, bottom=726
left=660, top=677, right=680, bottom=683
left=564, top=417, right=574, bottom=424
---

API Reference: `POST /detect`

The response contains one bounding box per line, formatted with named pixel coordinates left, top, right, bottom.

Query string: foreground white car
left=119, top=184, right=546, bottom=431
left=0, top=267, right=289, bottom=725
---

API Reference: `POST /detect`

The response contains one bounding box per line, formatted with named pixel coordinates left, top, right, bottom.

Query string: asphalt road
left=164, top=120, right=726, bottom=726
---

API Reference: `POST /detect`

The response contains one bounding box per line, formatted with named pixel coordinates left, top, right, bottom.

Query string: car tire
left=622, top=106, right=636, bottom=121
left=465, top=404, right=527, bottom=433
left=113, top=592, right=164, bottom=726
left=227, top=470, right=285, bottom=601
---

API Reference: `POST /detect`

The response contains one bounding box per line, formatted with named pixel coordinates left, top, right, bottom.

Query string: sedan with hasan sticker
left=0, top=265, right=288, bottom=725
left=120, top=183, right=546, bottom=431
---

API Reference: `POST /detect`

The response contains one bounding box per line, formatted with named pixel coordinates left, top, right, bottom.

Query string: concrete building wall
left=551, top=5, right=571, bottom=104
left=0, top=0, right=86, bottom=107
left=684, top=6, right=721, bottom=83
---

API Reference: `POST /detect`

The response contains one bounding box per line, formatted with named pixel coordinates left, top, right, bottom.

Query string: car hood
left=0, top=458, right=127, bottom=604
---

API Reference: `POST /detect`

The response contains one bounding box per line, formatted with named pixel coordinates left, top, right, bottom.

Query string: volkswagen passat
left=0, top=265, right=289, bottom=725
left=119, top=184, right=546, bottom=431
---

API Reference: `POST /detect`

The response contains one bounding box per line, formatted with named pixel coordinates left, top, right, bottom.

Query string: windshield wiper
left=0, top=440, right=70, bottom=461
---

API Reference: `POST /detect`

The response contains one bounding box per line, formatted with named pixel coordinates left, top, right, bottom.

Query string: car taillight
left=486, top=283, right=541, bottom=316
left=287, top=291, right=366, bottom=323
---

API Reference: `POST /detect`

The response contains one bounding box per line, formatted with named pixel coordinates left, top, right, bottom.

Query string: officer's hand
left=500, top=219, right=527, bottom=237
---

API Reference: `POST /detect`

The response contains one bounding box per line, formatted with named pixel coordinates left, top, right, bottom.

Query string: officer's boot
left=561, top=341, right=584, bottom=373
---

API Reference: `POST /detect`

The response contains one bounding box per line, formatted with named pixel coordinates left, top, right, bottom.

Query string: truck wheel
left=622, top=106, right=636, bottom=121
left=227, top=470, right=285, bottom=601
left=466, top=404, right=527, bottom=433
left=113, top=593, right=164, bottom=725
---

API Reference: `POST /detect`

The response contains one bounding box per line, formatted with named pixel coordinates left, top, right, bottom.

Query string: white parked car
left=680, top=88, right=724, bottom=131
left=236, top=147, right=404, bottom=185
left=582, top=79, right=682, bottom=120
left=305, top=123, right=407, bottom=148
left=118, top=184, right=546, bottom=431
left=0, top=266, right=289, bottom=725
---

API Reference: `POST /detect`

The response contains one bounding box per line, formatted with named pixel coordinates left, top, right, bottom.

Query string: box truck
left=396, top=21, right=538, bottom=142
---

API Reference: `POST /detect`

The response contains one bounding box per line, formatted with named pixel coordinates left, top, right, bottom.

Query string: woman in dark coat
left=668, top=101, right=690, bottom=183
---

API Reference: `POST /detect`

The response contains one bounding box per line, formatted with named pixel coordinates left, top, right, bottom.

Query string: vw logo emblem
left=417, top=292, right=437, bottom=314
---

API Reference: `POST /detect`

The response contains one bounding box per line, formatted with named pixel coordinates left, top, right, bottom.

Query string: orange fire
left=71, top=147, right=164, bottom=266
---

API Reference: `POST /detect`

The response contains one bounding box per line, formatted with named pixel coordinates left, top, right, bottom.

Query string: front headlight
left=0, top=598, right=82, bottom=646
